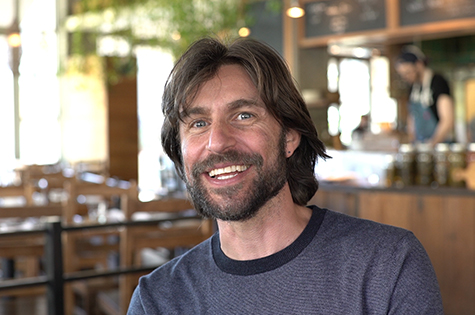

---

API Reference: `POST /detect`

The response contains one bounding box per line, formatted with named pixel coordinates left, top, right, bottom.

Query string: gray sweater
left=128, top=206, right=443, bottom=314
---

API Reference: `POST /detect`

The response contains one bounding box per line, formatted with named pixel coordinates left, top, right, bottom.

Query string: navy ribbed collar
left=212, top=206, right=326, bottom=275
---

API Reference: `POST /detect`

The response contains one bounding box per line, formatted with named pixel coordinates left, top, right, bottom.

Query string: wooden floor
left=0, top=295, right=47, bottom=315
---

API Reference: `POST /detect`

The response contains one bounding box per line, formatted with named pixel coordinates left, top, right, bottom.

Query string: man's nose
left=206, top=122, right=237, bottom=154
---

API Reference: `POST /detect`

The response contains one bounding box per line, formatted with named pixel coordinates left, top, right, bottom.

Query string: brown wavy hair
left=161, top=37, right=329, bottom=205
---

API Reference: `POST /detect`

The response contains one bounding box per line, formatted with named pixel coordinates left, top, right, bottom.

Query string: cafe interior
left=0, top=0, right=474, bottom=314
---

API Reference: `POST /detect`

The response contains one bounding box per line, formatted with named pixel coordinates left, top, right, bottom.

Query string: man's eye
left=192, top=120, right=207, bottom=128
left=237, top=113, right=253, bottom=120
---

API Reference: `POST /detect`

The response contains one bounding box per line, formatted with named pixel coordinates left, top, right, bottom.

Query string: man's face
left=396, top=62, right=420, bottom=84
left=178, top=64, right=288, bottom=221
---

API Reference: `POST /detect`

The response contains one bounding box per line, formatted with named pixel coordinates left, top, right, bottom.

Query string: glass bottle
left=433, top=143, right=450, bottom=187
left=384, top=154, right=396, bottom=187
left=466, top=143, right=475, bottom=167
left=397, top=144, right=416, bottom=187
left=448, top=143, right=466, bottom=187
left=416, top=143, right=433, bottom=186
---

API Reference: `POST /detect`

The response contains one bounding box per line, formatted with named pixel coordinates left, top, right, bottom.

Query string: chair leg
left=119, top=275, right=133, bottom=315
left=64, top=283, right=74, bottom=315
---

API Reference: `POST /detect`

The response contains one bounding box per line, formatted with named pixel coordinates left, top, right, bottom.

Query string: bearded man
left=128, top=37, right=443, bottom=315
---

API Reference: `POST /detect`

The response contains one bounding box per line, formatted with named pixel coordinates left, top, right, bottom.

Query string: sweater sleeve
left=387, top=233, right=444, bottom=315
left=127, top=285, right=146, bottom=315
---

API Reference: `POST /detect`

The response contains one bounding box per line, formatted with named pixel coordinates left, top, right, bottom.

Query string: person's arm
left=429, top=94, right=454, bottom=146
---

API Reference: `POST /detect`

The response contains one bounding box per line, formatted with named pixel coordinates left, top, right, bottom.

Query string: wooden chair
left=0, top=203, right=62, bottom=282
left=0, top=169, right=63, bottom=296
left=96, top=196, right=214, bottom=315
left=62, top=178, right=136, bottom=315
left=16, top=163, right=72, bottom=204
left=61, top=177, right=136, bottom=268
left=0, top=230, right=47, bottom=297
left=0, top=182, right=62, bottom=278
left=0, top=183, right=36, bottom=206
left=0, top=204, right=62, bottom=220
left=0, top=202, right=62, bottom=297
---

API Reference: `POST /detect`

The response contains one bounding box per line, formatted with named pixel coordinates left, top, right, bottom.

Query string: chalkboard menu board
left=304, top=0, right=386, bottom=39
left=400, top=0, right=475, bottom=26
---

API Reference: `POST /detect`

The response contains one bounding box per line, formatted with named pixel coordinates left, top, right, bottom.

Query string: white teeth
left=216, top=174, right=236, bottom=180
left=209, top=165, right=249, bottom=178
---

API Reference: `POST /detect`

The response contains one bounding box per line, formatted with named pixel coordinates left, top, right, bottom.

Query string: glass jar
left=433, top=143, right=450, bottom=187
left=448, top=143, right=466, bottom=187
left=396, top=144, right=416, bottom=187
left=467, top=143, right=475, bottom=166
left=384, top=154, right=396, bottom=187
left=416, top=143, right=433, bottom=186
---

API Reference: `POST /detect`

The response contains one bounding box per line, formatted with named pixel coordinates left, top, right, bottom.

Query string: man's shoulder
left=311, top=207, right=428, bottom=273
left=139, top=236, right=214, bottom=286
left=431, top=73, right=450, bottom=93
left=129, top=236, right=216, bottom=313
left=315, top=207, right=416, bottom=245
left=431, top=73, right=448, bottom=83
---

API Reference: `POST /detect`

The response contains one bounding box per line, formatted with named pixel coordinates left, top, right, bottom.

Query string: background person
left=395, top=45, right=454, bottom=146
left=128, top=37, right=443, bottom=314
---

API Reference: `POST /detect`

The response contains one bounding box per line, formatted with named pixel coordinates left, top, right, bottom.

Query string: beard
left=184, top=131, right=288, bottom=222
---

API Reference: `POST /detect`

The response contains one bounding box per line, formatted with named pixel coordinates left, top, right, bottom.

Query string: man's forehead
left=396, top=62, right=416, bottom=72
left=397, top=62, right=415, bottom=68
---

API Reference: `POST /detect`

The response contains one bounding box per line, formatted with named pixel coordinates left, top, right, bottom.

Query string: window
left=338, top=57, right=371, bottom=145
left=19, top=0, right=60, bottom=164
left=136, top=47, right=176, bottom=201
left=327, top=52, right=398, bottom=148
left=0, top=36, right=16, bottom=181
left=0, top=0, right=60, bottom=174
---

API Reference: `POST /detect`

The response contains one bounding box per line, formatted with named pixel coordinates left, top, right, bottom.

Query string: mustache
left=191, top=150, right=263, bottom=179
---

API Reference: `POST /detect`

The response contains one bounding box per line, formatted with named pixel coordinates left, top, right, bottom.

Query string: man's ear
left=285, top=129, right=301, bottom=158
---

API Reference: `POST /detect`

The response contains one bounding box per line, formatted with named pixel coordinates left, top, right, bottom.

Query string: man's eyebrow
left=180, top=106, right=208, bottom=118
left=180, top=98, right=262, bottom=118
left=227, top=98, right=261, bottom=110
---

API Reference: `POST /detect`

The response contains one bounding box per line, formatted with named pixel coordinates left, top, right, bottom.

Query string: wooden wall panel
left=409, top=195, right=445, bottom=283
left=439, top=196, right=475, bottom=315
left=356, top=190, right=475, bottom=315
left=107, top=77, right=138, bottom=181
left=309, top=189, right=357, bottom=217
left=358, top=191, right=416, bottom=229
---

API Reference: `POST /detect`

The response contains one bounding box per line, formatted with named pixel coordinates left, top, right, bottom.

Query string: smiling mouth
left=208, top=165, right=249, bottom=180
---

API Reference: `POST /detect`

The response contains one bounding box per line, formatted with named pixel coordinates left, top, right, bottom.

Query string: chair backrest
left=123, top=197, right=194, bottom=220
left=0, top=180, right=62, bottom=221
left=62, top=178, right=137, bottom=224
left=115, top=196, right=214, bottom=315
left=0, top=184, right=63, bottom=289
left=0, top=204, right=62, bottom=219
left=0, top=183, right=36, bottom=206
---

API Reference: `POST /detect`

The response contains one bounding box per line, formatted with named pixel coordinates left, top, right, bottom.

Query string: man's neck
left=216, top=186, right=312, bottom=261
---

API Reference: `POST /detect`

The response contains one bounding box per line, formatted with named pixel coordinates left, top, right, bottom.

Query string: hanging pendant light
left=7, top=32, right=21, bottom=47
left=7, top=18, right=21, bottom=48
left=286, top=0, right=305, bottom=19
left=238, top=26, right=251, bottom=37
